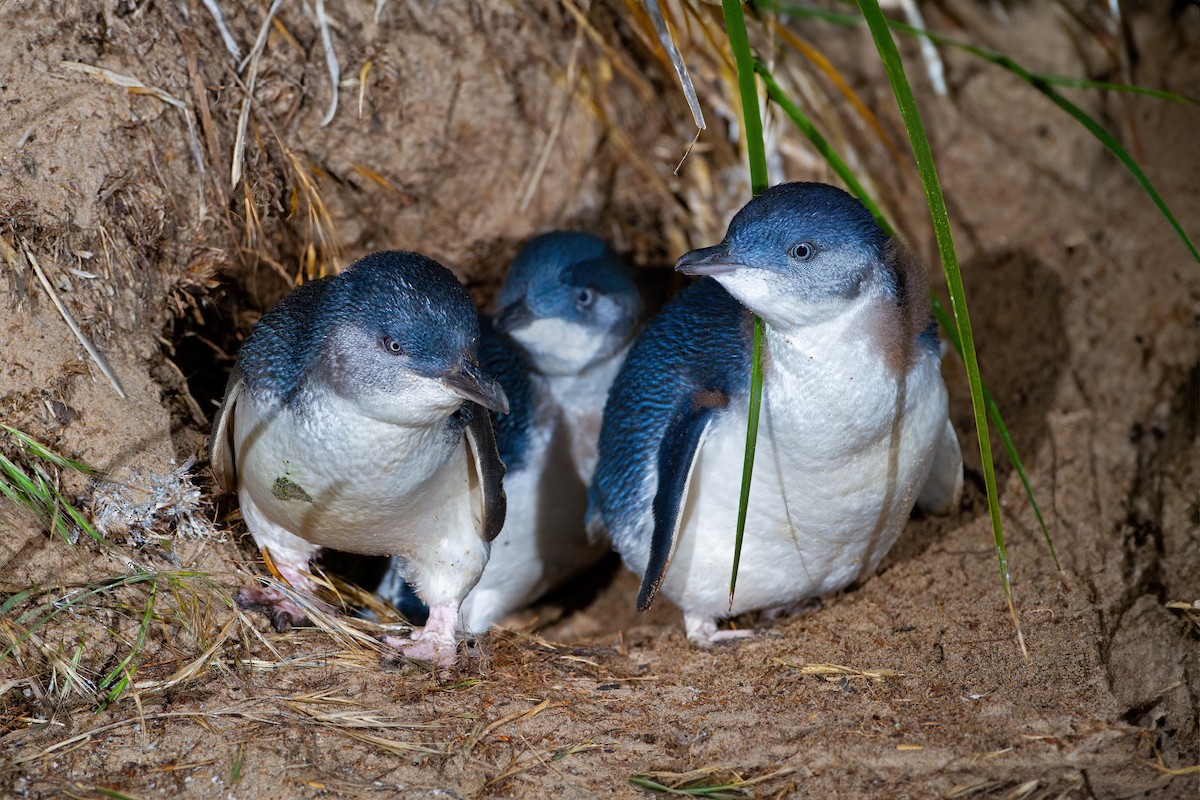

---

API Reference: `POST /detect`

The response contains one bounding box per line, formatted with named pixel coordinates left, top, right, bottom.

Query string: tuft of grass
left=0, top=426, right=100, bottom=545
left=0, top=569, right=224, bottom=711
left=770, top=2, right=1200, bottom=263
left=853, top=0, right=1022, bottom=652
left=631, top=765, right=798, bottom=798
left=720, top=0, right=768, bottom=612
left=96, top=575, right=158, bottom=711
left=280, top=142, right=344, bottom=282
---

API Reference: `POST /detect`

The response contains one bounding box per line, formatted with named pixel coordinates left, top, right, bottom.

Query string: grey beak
left=442, top=362, right=510, bottom=415
left=674, top=243, right=745, bottom=276
left=493, top=299, right=535, bottom=334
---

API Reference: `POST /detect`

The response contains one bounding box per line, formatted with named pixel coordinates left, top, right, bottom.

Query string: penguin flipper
left=916, top=418, right=963, bottom=516
left=463, top=401, right=508, bottom=542
left=209, top=367, right=243, bottom=494
left=636, top=394, right=718, bottom=612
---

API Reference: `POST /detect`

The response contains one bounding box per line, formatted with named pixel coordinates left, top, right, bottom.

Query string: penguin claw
left=236, top=586, right=310, bottom=631
left=380, top=603, right=462, bottom=667
left=684, top=614, right=756, bottom=648
left=380, top=633, right=459, bottom=668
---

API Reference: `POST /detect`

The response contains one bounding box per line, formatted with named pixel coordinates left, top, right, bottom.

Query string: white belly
left=646, top=329, right=948, bottom=619
left=455, top=350, right=629, bottom=630
left=234, top=391, right=483, bottom=563
left=458, top=399, right=608, bottom=631
left=458, top=439, right=601, bottom=631
left=543, top=346, right=628, bottom=484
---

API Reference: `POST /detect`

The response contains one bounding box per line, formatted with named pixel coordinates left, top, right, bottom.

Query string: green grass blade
left=1, top=586, right=39, bottom=615
left=930, top=298, right=1058, bottom=569
left=721, top=0, right=770, bottom=609
left=3, top=426, right=99, bottom=474
left=0, top=452, right=43, bottom=498
left=1, top=428, right=102, bottom=543
left=855, top=0, right=1022, bottom=652
left=98, top=577, right=158, bottom=709
left=754, top=60, right=888, bottom=227
left=230, top=743, right=247, bottom=783
left=723, top=2, right=769, bottom=195
left=756, top=57, right=1053, bottom=564
left=730, top=316, right=765, bottom=605
left=1029, top=74, right=1198, bottom=105
left=770, top=3, right=1200, bottom=262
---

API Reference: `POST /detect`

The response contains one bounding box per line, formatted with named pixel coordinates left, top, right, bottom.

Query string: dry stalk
left=21, top=245, right=126, bottom=399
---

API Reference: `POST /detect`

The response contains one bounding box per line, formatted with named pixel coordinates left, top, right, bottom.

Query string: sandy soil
left=1, top=0, right=1198, bottom=797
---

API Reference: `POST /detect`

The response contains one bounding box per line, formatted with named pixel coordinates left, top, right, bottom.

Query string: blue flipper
left=477, top=315, right=534, bottom=471
left=638, top=396, right=718, bottom=611
left=591, top=278, right=754, bottom=612
left=462, top=400, right=507, bottom=542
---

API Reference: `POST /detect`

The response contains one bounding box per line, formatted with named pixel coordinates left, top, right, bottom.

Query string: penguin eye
left=789, top=241, right=817, bottom=261
left=380, top=336, right=404, bottom=355
left=576, top=288, right=596, bottom=308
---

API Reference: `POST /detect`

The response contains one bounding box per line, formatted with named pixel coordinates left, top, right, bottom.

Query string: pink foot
left=685, top=614, right=756, bottom=648
left=382, top=603, right=460, bottom=667
left=237, top=585, right=309, bottom=632
left=238, top=554, right=333, bottom=632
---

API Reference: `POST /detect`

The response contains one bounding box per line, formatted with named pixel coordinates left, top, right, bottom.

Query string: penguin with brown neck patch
left=589, top=182, right=963, bottom=645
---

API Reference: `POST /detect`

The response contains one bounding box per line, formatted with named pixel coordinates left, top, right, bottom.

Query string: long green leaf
left=769, top=2, right=1200, bottom=262
left=855, top=0, right=1022, bottom=652
left=931, top=299, right=1057, bottom=569
left=721, top=0, right=770, bottom=609
left=754, top=61, right=885, bottom=223
left=756, top=57, right=1056, bottom=567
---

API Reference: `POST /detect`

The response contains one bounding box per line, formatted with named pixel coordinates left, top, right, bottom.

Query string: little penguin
left=379, top=232, right=643, bottom=631
left=209, top=251, right=509, bottom=666
left=588, top=182, right=963, bottom=646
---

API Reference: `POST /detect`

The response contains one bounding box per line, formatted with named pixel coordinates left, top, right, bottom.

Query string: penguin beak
left=675, top=243, right=745, bottom=276
left=493, top=299, right=535, bottom=333
left=442, top=362, right=510, bottom=415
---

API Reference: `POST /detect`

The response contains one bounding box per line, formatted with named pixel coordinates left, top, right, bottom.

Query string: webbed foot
left=381, top=603, right=461, bottom=667
left=685, top=614, right=756, bottom=648
left=237, top=585, right=310, bottom=632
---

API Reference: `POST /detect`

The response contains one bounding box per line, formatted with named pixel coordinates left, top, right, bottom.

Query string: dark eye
left=577, top=288, right=595, bottom=308
left=789, top=241, right=817, bottom=261
left=381, top=336, right=404, bottom=355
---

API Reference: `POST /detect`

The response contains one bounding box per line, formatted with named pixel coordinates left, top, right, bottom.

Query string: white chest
left=653, top=317, right=948, bottom=617
left=234, top=389, right=478, bottom=557
left=541, top=345, right=628, bottom=483
left=456, top=350, right=626, bottom=629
